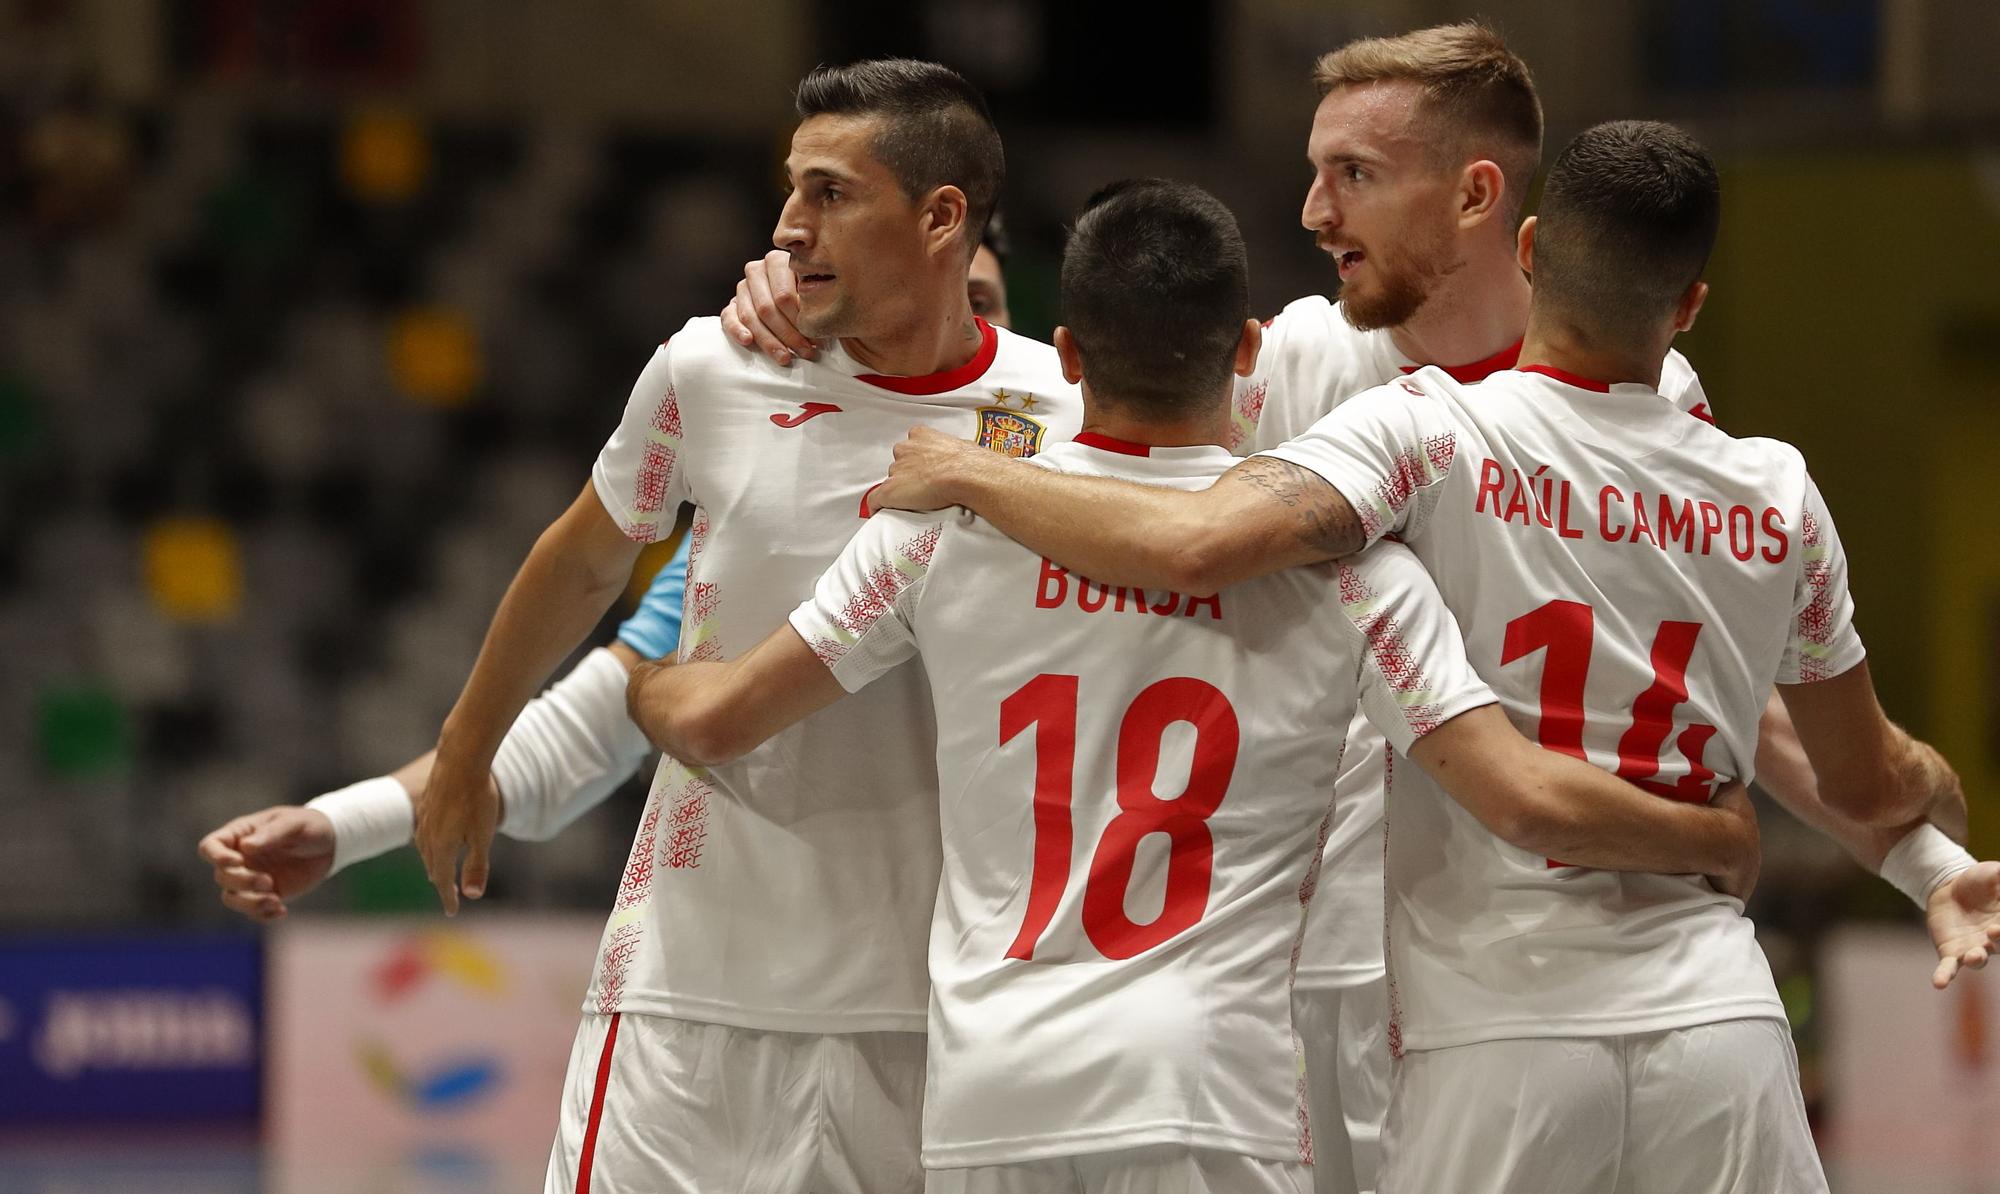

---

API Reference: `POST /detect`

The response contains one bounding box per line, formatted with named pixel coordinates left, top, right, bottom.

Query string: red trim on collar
left=1073, top=431, right=1152, bottom=457
left=1518, top=363, right=1613, bottom=393
left=1401, top=339, right=1522, bottom=384
left=854, top=319, right=1000, bottom=395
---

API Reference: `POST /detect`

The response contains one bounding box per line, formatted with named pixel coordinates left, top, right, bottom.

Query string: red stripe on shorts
left=574, top=1012, right=622, bottom=1194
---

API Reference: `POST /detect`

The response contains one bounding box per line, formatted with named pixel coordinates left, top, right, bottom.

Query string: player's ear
left=924, top=185, right=970, bottom=261
left=1458, top=159, right=1505, bottom=229
left=1516, top=216, right=1537, bottom=276
left=1673, top=280, right=1709, bottom=334
left=1053, top=326, right=1085, bottom=385
left=1233, top=318, right=1263, bottom=377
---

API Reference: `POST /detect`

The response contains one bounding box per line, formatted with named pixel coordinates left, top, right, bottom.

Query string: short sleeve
left=592, top=337, right=690, bottom=544
left=615, top=534, right=691, bottom=659
left=1227, top=369, right=1268, bottom=456
left=1253, top=379, right=1459, bottom=546
left=787, top=510, right=948, bottom=692
left=1660, top=348, right=1717, bottom=427
left=1336, top=541, right=1496, bottom=755
left=1776, top=475, right=1867, bottom=684
left=1228, top=309, right=1298, bottom=454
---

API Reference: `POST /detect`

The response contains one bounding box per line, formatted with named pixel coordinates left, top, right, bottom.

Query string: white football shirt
left=588, top=316, right=1081, bottom=1032
left=1257, top=363, right=1863, bottom=1050
left=788, top=436, right=1495, bottom=1166
left=1236, top=295, right=1715, bottom=988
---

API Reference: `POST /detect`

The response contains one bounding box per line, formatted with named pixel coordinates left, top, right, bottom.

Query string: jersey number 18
left=1000, top=675, right=1239, bottom=962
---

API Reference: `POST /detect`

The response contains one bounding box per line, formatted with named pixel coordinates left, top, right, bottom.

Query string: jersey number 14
left=1503, top=598, right=1719, bottom=803
left=999, top=674, right=1238, bottom=962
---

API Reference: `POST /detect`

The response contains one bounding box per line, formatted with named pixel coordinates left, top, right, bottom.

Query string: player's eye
left=1344, top=165, right=1367, bottom=183
left=969, top=294, right=992, bottom=315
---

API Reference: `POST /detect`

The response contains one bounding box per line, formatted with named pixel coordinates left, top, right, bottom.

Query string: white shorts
left=544, top=1011, right=926, bottom=1194
left=1294, top=976, right=1389, bottom=1194
left=1377, top=1017, right=1828, bottom=1194
left=925, top=1144, right=1310, bottom=1194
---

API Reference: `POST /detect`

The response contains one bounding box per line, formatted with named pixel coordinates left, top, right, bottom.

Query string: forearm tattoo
left=1225, top=457, right=1365, bottom=560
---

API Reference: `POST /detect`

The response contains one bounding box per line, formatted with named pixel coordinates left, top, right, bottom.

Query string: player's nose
left=773, top=193, right=813, bottom=253
left=1301, top=176, right=1338, bottom=233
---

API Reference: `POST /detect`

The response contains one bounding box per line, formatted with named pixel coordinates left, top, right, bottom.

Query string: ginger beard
left=1328, top=203, right=1464, bottom=332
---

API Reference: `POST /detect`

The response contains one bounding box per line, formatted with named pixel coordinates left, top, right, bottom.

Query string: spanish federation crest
left=975, top=406, right=1047, bottom=459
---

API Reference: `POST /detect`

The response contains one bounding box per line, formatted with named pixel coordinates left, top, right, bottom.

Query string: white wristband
left=1879, top=823, right=1977, bottom=908
left=305, top=775, right=415, bottom=876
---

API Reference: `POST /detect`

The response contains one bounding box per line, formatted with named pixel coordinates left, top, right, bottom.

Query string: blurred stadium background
left=1, top=0, right=1997, bottom=1190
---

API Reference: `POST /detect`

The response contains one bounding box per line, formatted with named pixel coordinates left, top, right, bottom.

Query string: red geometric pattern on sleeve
left=1423, top=432, right=1455, bottom=473
left=809, top=636, right=845, bottom=670
left=1796, top=509, right=1836, bottom=682
left=1229, top=380, right=1267, bottom=453
left=902, top=524, right=942, bottom=566
left=1336, top=563, right=1446, bottom=735
left=1364, top=433, right=1456, bottom=539
left=627, top=385, right=682, bottom=539
left=816, top=524, right=941, bottom=668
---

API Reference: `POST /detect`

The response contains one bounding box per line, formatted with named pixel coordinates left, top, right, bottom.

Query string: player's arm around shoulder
left=625, top=629, right=841, bottom=769
left=625, top=510, right=944, bottom=767
left=1410, top=708, right=1762, bottom=900
left=1343, top=543, right=1760, bottom=897
left=870, top=425, right=1370, bottom=598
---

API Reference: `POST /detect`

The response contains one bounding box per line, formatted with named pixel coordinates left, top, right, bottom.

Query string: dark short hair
left=979, top=207, right=1011, bottom=265
left=795, top=58, right=1004, bottom=259
left=1060, top=179, right=1249, bottom=419
left=1532, top=120, right=1721, bottom=336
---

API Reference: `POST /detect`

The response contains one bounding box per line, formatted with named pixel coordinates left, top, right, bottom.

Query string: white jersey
left=1257, top=364, right=1864, bottom=1051
left=1237, top=295, right=1714, bottom=987
left=588, top=316, right=1081, bottom=1032
left=787, top=436, right=1495, bottom=1167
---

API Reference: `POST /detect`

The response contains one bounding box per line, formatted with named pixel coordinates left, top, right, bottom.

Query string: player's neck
left=1079, top=393, right=1229, bottom=450
left=841, top=292, right=984, bottom=379
left=1518, top=311, right=1672, bottom=391
left=1385, top=246, right=1531, bottom=370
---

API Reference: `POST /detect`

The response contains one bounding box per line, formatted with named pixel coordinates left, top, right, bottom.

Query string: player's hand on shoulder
left=196, top=806, right=337, bottom=922
left=721, top=249, right=819, bottom=365
left=872, top=426, right=997, bottom=513
left=1705, top=782, right=1761, bottom=904
left=412, top=756, right=501, bottom=917
left=1926, top=859, right=2000, bottom=990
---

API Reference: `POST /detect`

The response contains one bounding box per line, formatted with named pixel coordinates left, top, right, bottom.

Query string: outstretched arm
left=197, top=637, right=669, bottom=921
left=1753, top=691, right=1994, bottom=988
left=870, top=429, right=1364, bottom=595
left=1409, top=705, right=1761, bottom=899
